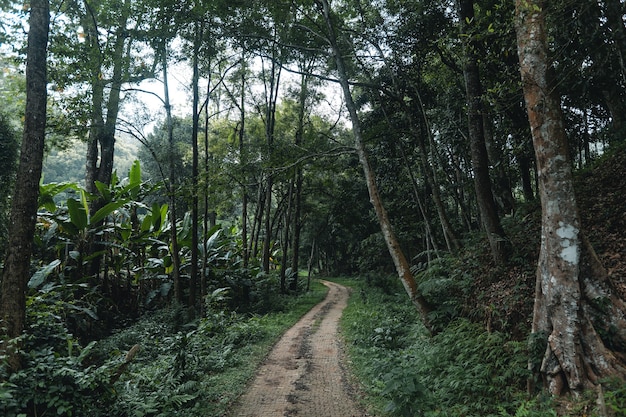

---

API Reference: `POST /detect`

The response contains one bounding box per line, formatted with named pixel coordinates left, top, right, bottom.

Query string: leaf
left=28, top=259, right=61, bottom=289
left=129, top=160, right=141, bottom=187
left=91, top=199, right=128, bottom=224
left=67, top=303, right=99, bottom=320
left=38, top=182, right=78, bottom=212
left=151, top=202, right=162, bottom=231
left=94, top=180, right=112, bottom=202
left=67, top=197, right=88, bottom=230
left=141, top=213, right=153, bottom=232
left=205, top=227, right=222, bottom=250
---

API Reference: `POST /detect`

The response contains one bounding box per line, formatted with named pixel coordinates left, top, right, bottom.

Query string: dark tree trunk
left=279, top=180, right=294, bottom=293
left=239, top=65, right=249, bottom=269
left=0, top=0, right=49, bottom=371
left=290, top=69, right=310, bottom=290
left=261, top=46, right=281, bottom=273
left=84, top=0, right=130, bottom=282
left=414, top=92, right=461, bottom=252
left=482, top=112, right=515, bottom=214
left=189, top=22, right=201, bottom=309
left=162, top=44, right=183, bottom=304
left=458, top=0, right=509, bottom=264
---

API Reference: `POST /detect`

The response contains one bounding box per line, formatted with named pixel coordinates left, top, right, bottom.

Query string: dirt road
left=229, top=280, right=370, bottom=417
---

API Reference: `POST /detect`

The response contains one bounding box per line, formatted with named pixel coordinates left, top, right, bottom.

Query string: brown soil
left=228, top=280, right=372, bottom=417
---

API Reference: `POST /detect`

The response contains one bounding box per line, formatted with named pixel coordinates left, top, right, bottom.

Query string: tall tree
left=0, top=0, right=50, bottom=371
left=318, top=0, right=432, bottom=331
left=189, top=20, right=201, bottom=308
left=515, top=0, right=626, bottom=394
left=0, top=114, right=18, bottom=253
left=161, top=42, right=184, bottom=304
left=457, top=0, right=509, bottom=264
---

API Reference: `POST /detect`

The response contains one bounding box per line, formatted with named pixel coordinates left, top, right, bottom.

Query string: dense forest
left=2, top=0, right=626, bottom=415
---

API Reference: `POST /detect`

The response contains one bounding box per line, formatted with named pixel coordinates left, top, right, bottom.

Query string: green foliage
left=603, top=377, right=626, bottom=415
left=340, top=277, right=530, bottom=417
left=0, top=296, right=117, bottom=417
left=42, top=136, right=139, bottom=185
left=413, top=256, right=473, bottom=331
left=2, top=276, right=326, bottom=417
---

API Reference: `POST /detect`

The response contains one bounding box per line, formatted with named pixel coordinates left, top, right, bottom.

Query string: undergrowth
left=337, top=275, right=626, bottom=417
left=0, top=279, right=328, bottom=417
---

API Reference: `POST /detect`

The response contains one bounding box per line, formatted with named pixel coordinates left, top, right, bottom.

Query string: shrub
left=1, top=296, right=117, bottom=417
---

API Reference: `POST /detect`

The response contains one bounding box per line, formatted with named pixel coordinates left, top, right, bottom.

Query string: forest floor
left=228, top=280, right=372, bottom=417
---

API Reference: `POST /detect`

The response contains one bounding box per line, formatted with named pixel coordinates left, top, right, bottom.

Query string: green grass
left=334, top=275, right=532, bottom=417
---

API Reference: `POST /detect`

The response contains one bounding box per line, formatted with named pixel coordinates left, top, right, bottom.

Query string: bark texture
left=515, top=0, right=626, bottom=395
left=0, top=0, right=50, bottom=371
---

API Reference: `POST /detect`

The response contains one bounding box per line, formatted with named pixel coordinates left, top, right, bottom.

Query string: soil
left=228, top=280, right=372, bottom=417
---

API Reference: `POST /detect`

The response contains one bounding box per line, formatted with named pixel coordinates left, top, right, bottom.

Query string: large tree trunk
left=319, top=0, right=432, bottom=332
left=458, top=0, right=509, bottom=265
left=0, top=0, right=50, bottom=371
left=84, top=0, right=130, bottom=194
left=516, top=0, right=626, bottom=395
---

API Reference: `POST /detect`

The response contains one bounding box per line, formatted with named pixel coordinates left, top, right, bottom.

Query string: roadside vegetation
left=1, top=276, right=327, bottom=417
left=337, top=148, right=626, bottom=417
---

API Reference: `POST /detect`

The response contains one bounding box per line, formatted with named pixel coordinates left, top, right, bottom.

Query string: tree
left=515, top=0, right=626, bottom=395
left=0, top=0, right=50, bottom=371
left=318, top=0, right=433, bottom=331
left=0, top=114, right=18, bottom=253
left=457, top=0, right=509, bottom=264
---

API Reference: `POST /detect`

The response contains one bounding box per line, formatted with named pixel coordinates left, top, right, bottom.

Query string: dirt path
left=229, top=280, right=370, bottom=417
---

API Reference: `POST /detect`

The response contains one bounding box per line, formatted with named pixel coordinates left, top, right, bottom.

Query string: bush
left=1, top=296, right=117, bottom=417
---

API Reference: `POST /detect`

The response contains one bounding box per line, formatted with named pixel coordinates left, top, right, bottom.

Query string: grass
left=334, top=275, right=532, bottom=417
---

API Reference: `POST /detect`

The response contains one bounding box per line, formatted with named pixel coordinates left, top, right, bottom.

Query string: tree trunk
left=482, top=112, right=515, bottom=214
left=319, top=0, right=433, bottom=332
left=261, top=45, right=281, bottom=273
left=458, top=0, right=509, bottom=265
left=239, top=64, right=249, bottom=269
left=162, top=43, right=183, bottom=304
left=189, top=22, right=201, bottom=309
left=515, top=0, right=626, bottom=395
left=413, top=91, right=461, bottom=252
left=279, top=180, right=294, bottom=293
left=290, top=68, right=310, bottom=290
left=0, top=0, right=49, bottom=371
left=84, top=0, right=131, bottom=282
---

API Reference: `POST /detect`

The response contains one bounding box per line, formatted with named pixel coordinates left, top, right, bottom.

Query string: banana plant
left=35, top=161, right=149, bottom=282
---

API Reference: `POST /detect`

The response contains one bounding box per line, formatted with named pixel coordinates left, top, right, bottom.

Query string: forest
left=2, top=0, right=626, bottom=416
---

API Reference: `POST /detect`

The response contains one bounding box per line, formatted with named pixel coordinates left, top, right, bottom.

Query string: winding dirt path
left=229, top=280, right=371, bottom=417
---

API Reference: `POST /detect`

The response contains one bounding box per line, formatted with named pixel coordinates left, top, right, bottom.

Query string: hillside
left=464, top=146, right=626, bottom=339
